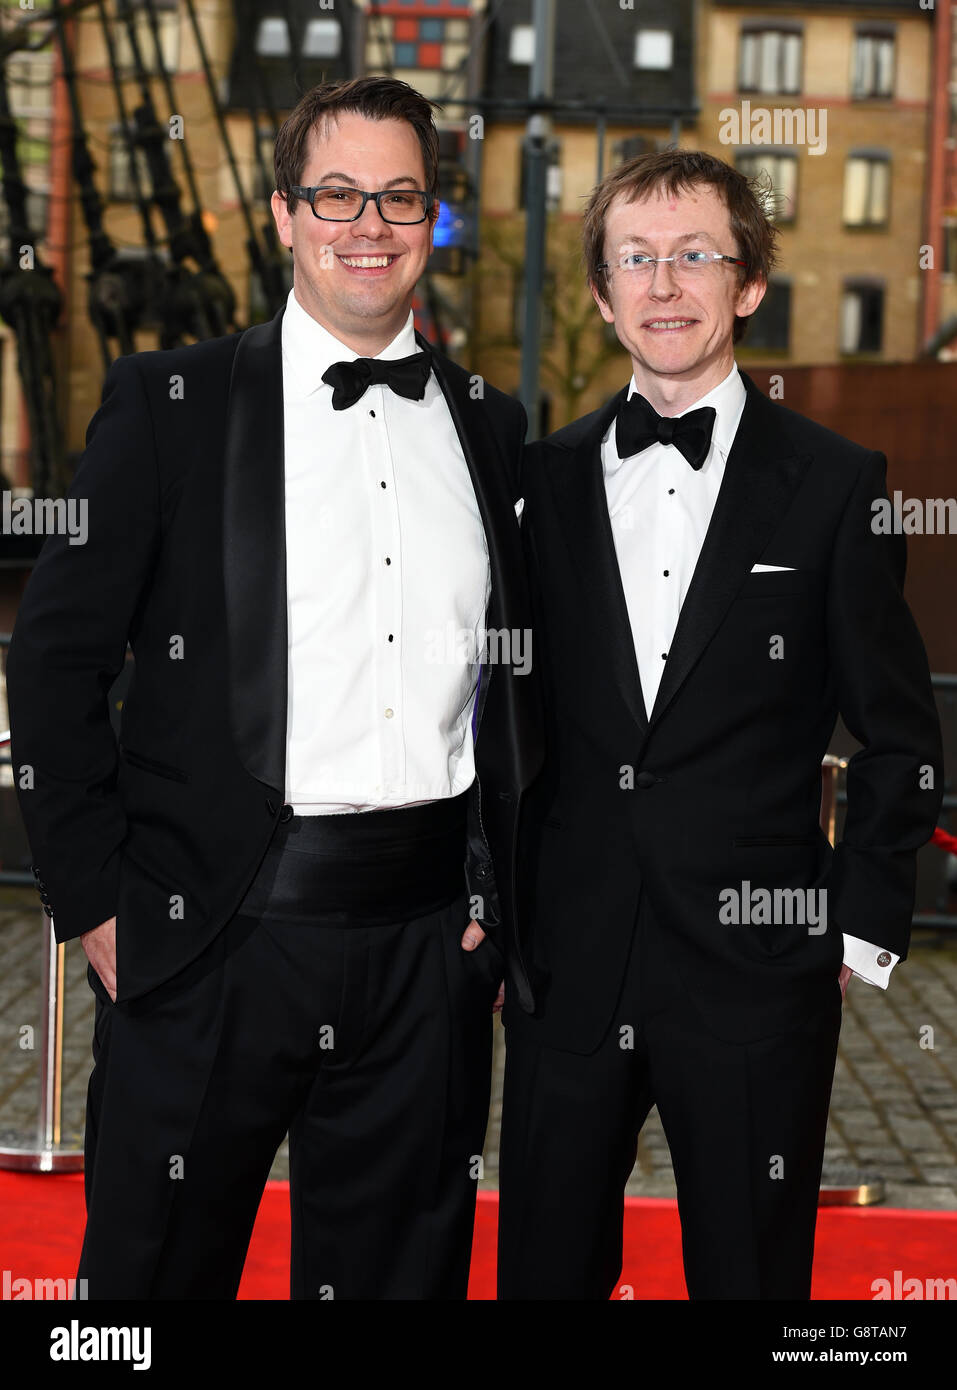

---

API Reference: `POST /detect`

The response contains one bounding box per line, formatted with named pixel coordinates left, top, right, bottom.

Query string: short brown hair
left=583, top=149, right=781, bottom=343
left=273, top=76, right=441, bottom=217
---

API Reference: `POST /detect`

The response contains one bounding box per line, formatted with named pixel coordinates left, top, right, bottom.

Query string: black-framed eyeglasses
left=598, top=250, right=749, bottom=276
left=290, top=185, right=435, bottom=225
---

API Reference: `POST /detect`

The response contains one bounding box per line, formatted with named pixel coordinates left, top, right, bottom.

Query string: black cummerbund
left=236, top=792, right=469, bottom=926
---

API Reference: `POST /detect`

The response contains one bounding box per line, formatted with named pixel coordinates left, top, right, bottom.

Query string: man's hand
left=839, top=963, right=853, bottom=1000
left=460, top=920, right=505, bottom=1013
left=80, top=917, right=117, bottom=1002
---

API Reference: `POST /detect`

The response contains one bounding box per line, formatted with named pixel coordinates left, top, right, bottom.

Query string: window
left=743, top=280, right=791, bottom=351
left=518, top=141, right=561, bottom=212
left=634, top=31, right=673, bottom=71
left=852, top=27, right=895, bottom=99
left=615, top=136, right=649, bottom=166
left=944, top=221, right=957, bottom=276
left=514, top=271, right=555, bottom=346
left=255, top=17, right=290, bottom=58
left=114, top=0, right=180, bottom=75
left=736, top=151, right=798, bottom=224
left=303, top=19, right=341, bottom=60
left=6, top=51, right=54, bottom=119
left=840, top=282, right=884, bottom=354
left=0, top=184, right=49, bottom=244
left=509, top=25, right=534, bottom=66
left=739, top=25, right=802, bottom=95
left=108, top=124, right=151, bottom=202
left=843, top=153, right=891, bottom=228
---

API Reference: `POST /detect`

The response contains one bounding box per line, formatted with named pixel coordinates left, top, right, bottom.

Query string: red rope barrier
left=932, top=827, right=957, bottom=857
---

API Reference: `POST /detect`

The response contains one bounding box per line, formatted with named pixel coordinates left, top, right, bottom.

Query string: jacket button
left=635, top=772, right=658, bottom=789
left=31, top=865, right=41, bottom=881
left=42, top=904, right=53, bottom=918
left=279, top=804, right=294, bottom=823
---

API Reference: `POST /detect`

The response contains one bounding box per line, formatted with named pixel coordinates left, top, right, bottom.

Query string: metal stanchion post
left=0, top=716, right=84, bottom=1171
left=0, top=907, right=84, bottom=1172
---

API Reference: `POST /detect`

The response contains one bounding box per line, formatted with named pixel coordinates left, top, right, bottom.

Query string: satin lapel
left=424, top=335, right=543, bottom=787
left=548, top=386, right=649, bottom=736
left=648, top=372, right=812, bottom=729
left=422, top=334, right=516, bottom=605
left=417, top=330, right=515, bottom=534
left=222, top=304, right=287, bottom=792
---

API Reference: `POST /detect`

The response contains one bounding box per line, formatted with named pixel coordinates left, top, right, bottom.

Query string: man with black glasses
left=7, top=76, right=540, bottom=1300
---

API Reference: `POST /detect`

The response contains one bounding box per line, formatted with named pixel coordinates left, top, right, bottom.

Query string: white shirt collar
left=281, top=287, right=420, bottom=397
left=620, top=362, right=746, bottom=464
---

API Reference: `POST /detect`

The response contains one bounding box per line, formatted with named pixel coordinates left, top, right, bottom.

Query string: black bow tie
left=321, top=350, right=432, bottom=410
left=615, top=392, right=717, bottom=470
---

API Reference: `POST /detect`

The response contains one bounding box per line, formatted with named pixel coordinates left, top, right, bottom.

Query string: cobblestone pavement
left=2, top=890, right=955, bottom=1209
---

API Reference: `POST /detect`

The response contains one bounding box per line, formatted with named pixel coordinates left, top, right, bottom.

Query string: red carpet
left=1, top=1171, right=954, bottom=1299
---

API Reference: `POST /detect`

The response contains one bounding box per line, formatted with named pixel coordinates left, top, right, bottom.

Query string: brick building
left=0, top=0, right=945, bottom=466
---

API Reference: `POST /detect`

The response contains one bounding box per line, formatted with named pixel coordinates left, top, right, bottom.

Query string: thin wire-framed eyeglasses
left=599, top=250, right=749, bottom=276
left=290, top=185, right=435, bottom=224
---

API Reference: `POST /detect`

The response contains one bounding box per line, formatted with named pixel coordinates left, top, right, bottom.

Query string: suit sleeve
left=825, top=451, right=943, bottom=960
left=463, top=393, right=528, bottom=942
left=6, top=355, right=162, bottom=941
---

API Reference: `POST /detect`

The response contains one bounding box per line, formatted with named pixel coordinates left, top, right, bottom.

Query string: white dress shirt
left=601, top=362, right=897, bottom=990
left=280, top=288, right=489, bottom=815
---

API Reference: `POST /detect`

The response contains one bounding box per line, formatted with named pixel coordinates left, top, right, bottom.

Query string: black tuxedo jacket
left=506, top=370, right=943, bottom=1051
left=7, top=303, right=543, bottom=1003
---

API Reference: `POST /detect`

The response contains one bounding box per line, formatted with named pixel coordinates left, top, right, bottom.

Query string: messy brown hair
left=583, top=149, right=780, bottom=343
left=273, top=75, right=441, bottom=218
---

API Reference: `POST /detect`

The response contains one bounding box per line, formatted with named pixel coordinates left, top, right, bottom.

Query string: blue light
left=432, top=199, right=467, bottom=249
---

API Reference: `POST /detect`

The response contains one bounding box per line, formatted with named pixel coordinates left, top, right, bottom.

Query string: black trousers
left=78, top=870, right=502, bottom=1299
left=497, top=893, right=843, bottom=1300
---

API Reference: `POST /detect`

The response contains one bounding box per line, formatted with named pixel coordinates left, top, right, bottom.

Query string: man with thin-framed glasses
left=493, top=148, right=942, bottom=1299
left=7, top=75, right=540, bottom=1299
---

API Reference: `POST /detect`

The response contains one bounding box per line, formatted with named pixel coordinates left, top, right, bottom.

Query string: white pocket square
left=514, top=497, right=525, bottom=521
left=751, top=563, right=795, bottom=572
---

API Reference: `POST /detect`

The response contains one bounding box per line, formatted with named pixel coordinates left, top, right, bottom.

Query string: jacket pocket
left=120, top=746, right=189, bottom=783
left=736, top=569, right=816, bottom=597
